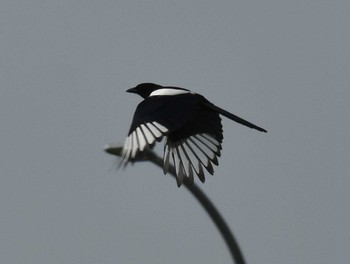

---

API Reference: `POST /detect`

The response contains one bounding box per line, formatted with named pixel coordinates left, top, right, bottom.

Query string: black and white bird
left=119, top=83, right=267, bottom=186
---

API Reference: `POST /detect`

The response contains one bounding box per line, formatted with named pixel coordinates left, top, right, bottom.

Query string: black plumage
left=119, top=83, right=266, bottom=186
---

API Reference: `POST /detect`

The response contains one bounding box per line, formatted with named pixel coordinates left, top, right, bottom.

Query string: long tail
left=206, top=103, right=267, bottom=133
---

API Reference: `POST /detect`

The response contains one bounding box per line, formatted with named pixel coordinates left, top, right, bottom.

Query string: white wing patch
left=140, top=124, right=154, bottom=144
left=152, top=121, right=168, bottom=133
left=149, top=88, right=190, bottom=97
left=146, top=122, right=163, bottom=138
left=120, top=120, right=221, bottom=186
left=136, top=127, right=147, bottom=151
left=163, top=133, right=222, bottom=186
left=119, top=122, right=169, bottom=167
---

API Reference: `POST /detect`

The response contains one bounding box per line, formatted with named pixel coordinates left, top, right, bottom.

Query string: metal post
left=105, top=145, right=246, bottom=264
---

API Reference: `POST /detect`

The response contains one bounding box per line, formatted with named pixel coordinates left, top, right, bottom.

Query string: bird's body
left=119, top=83, right=266, bottom=186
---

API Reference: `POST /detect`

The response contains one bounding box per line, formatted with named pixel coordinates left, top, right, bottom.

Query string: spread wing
left=163, top=102, right=224, bottom=186
left=119, top=95, right=200, bottom=167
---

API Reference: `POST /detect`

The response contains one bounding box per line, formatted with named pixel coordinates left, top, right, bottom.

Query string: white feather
left=136, top=127, right=147, bottom=151
left=131, top=131, right=138, bottom=158
left=152, top=121, right=168, bottom=133
left=149, top=88, right=189, bottom=97
left=146, top=122, right=162, bottom=138
left=140, top=124, right=155, bottom=144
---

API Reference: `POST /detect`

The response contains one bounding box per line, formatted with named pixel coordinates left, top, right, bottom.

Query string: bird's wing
left=164, top=133, right=223, bottom=187
left=160, top=95, right=224, bottom=186
left=119, top=95, right=200, bottom=166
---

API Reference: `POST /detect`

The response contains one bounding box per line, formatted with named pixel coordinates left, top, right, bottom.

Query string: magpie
left=119, top=83, right=267, bottom=186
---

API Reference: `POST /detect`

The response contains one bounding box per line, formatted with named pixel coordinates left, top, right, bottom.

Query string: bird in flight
left=119, top=83, right=267, bottom=186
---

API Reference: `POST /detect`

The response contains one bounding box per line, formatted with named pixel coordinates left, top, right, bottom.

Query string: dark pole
left=105, top=145, right=246, bottom=264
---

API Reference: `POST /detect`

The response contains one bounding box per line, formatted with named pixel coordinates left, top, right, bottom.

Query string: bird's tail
left=205, top=103, right=267, bottom=133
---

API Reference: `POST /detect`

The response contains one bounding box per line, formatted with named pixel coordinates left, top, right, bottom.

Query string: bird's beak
left=126, top=87, right=137, bottom=93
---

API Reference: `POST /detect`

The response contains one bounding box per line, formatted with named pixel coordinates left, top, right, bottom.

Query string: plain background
left=1, top=1, right=349, bottom=263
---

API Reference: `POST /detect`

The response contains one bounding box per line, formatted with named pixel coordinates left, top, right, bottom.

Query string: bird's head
left=127, top=83, right=163, bottom=99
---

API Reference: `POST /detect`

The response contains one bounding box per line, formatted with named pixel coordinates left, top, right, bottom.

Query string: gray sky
left=1, top=1, right=349, bottom=263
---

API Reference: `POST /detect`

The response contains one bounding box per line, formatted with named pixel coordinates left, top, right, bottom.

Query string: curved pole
left=105, top=145, right=246, bottom=264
